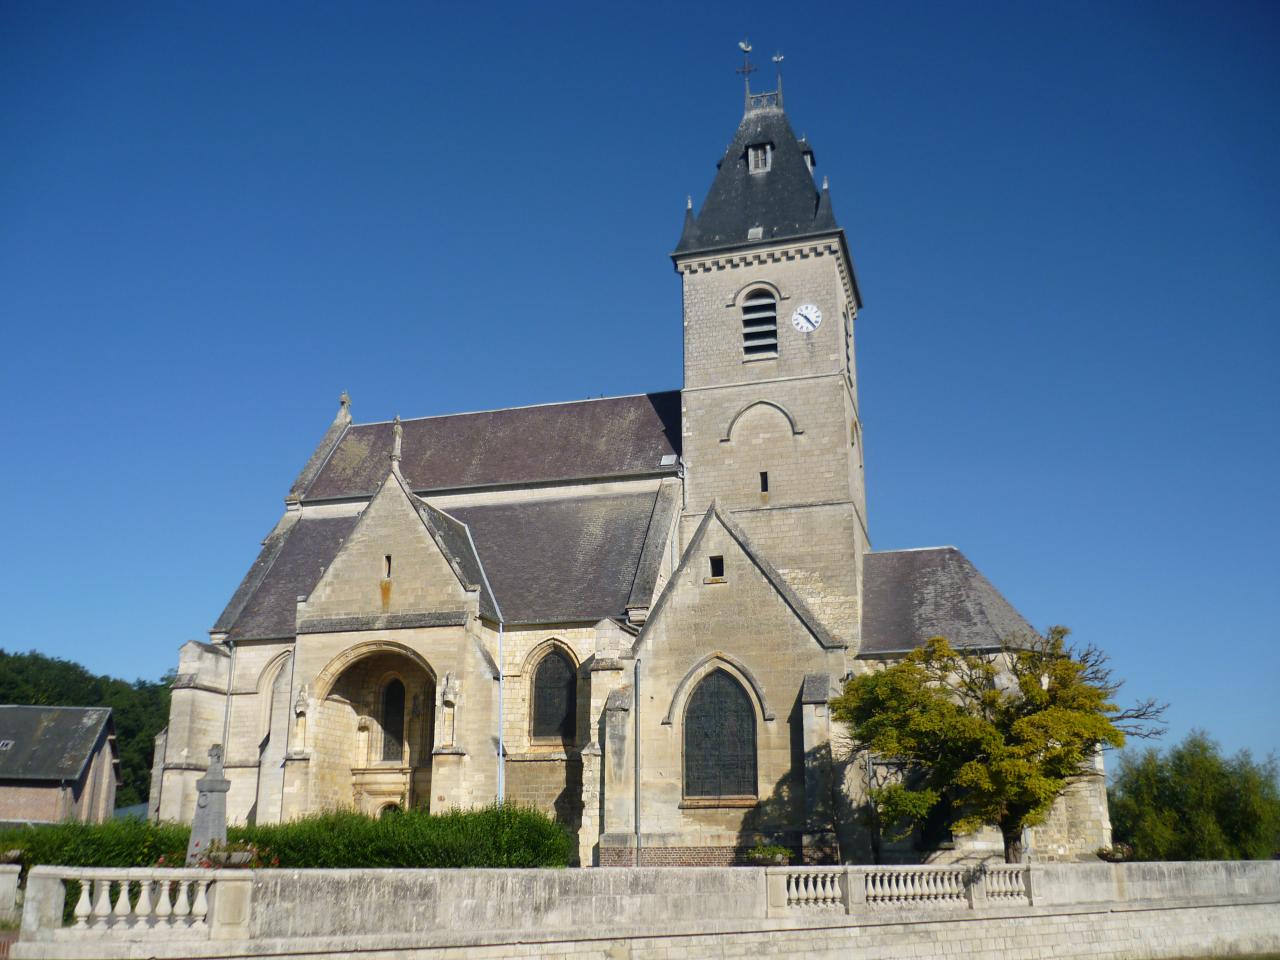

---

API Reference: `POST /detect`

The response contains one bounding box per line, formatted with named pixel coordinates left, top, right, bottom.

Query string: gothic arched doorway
left=311, top=647, right=436, bottom=815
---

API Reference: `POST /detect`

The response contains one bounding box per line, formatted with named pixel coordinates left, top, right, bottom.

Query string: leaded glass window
left=683, top=669, right=757, bottom=798
left=531, top=649, right=576, bottom=741
left=381, top=678, right=405, bottom=762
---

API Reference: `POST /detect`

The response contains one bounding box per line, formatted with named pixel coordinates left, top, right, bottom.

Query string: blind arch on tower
left=531, top=648, right=577, bottom=741
left=682, top=668, right=758, bottom=798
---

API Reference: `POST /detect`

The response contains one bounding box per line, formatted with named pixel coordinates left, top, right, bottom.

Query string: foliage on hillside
left=0, top=805, right=575, bottom=870
left=1110, top=731, right=1280, bottom=861
left=0, top=648, right=172, bottom=807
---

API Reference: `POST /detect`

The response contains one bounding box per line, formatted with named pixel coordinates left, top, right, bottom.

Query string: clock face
left=791, top=303, right=822, bottom=333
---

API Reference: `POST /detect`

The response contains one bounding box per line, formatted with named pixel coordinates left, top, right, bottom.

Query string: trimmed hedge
left=0, top=817, right=188, bottom=873
left=0, top=804, right=573, bottom=871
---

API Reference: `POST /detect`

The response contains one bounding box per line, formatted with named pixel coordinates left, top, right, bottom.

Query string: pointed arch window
left=741, top=289, right=778, bottom=359
left=531, top=649, right=577, bottom=741
left=381, top=678, right=406, bottom=762
left=683, top=669, right=757, bottom=798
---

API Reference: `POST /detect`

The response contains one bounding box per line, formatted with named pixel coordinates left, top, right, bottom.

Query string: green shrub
left=0, top=818, right=188, bottom=873
left=233, top=804, right=574, bottom=868
left=0, top=804, right=573, bottom=871
left=744, top=842, right=792, bottom=865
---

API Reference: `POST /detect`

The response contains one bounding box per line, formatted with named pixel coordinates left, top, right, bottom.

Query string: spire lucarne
left=675, top=79, right=839, bottom=256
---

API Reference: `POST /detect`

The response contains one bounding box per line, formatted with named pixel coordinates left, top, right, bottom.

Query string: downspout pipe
left=634, top=657, right=641, bottom=866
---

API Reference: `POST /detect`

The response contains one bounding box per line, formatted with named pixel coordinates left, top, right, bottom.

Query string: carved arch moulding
left=311, top=639, right=437, bottom=702
left=662, top=651, right=775, bottom=725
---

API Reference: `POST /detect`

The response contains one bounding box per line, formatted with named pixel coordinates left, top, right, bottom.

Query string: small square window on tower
left=709, top=555, right=725, bottom=580
left=748, top=143, right=771, bottom=173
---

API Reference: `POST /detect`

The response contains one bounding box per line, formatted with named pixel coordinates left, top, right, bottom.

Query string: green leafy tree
left=0, top=648, right=173, bottom=807
left=1110, top=731, right=1280, bottom=860
left=831, top=628, right=1164, bottom=862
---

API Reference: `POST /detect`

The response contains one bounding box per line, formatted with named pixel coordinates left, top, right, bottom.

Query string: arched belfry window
left=683, top=669, right=757, bottom=798
left=531, top=649, right=577, bottom=741
left=381, top=678, right=406, bottom=762
left=741, top=289, right=778, bottom=359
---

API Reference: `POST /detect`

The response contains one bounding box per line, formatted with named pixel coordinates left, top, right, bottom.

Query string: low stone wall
left=248, top=867, right=763, bottom=939
left=12, top=860, right=1280, bottom=959
left=0, top=865, right=19, bottom=924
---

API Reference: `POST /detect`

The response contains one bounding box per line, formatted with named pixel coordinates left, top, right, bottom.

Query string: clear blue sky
left=2, top=2, right=1277, bottom=762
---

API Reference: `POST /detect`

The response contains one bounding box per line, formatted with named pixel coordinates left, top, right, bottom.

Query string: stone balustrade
left=864, top=865, right=973, bottom=906
left=767, top=863, right=1029, bottom=916
left=19, top=866, right=252, bottom=946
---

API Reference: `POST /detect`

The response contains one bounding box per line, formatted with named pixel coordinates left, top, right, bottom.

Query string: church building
left=150, top=77, right=1110, bottom=866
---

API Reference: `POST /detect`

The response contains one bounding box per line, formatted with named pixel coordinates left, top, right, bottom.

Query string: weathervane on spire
left=736, top=39, right=756, bottom=92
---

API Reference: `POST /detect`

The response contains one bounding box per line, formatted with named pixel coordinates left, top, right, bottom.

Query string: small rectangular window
left=709, top=556, right=725, bottom=579
left=384, top=555, right=392, bottom=579
left=759, top=471, right=769, bottom=494
left=748, top=143, right=771, bottom=173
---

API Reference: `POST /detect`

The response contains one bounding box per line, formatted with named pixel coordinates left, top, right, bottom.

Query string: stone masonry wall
left=678, top=239, right=866, bottom=649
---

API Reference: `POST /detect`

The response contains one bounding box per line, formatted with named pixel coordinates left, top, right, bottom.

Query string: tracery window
left=531, top=649, right=577, bottom=741
left=381, top=678, right=406, bottom=762
left=683, top=669, right=757, bottom=798
left=741, top=289, right=778, bottom=359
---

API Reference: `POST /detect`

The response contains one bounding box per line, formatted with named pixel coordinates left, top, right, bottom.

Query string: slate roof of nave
left=449, top=489, right=674, bottom=626
left=214, top=487, right=677, bottom=639
left=296, top=392, right=682, bottom=502
left=216, top=514, right=360, bottom=640
left=0, top=705, right=116, bottom=783
left=859, top=547, right=1039, bottom=656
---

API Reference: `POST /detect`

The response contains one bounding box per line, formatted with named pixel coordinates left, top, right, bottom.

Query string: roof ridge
left=351, top=389, right=680, bottom=427
left=0, top=704, right=110, bottom=711
left=870, top=545, right=959, bottom=554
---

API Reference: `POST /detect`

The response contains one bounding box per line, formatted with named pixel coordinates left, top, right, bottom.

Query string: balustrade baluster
left=72, top=878, right=92, bottom=929
left=134, top=879, right=153, bottom=926
left=111, top=878, right=131, bottom=925
left=173, top=879, right=191, bottom=927
left=91, top=877, right=112, bottom=930
left=192, top=880, right=210, bottom=929
left=155, top=879, right=172, bottom=925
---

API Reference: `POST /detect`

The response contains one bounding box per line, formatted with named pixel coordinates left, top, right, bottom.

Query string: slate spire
left=674, top=82, right=840, bottom=256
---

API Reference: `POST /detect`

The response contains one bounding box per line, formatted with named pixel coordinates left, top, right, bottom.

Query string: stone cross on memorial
left=185, top=743, right=230, bottom=866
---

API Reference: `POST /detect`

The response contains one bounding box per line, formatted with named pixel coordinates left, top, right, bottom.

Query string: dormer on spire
left=337, top=391, right=352, bottom=424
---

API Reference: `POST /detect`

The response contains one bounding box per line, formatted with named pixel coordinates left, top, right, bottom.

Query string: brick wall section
left=599, top=845, right=752, bottom=866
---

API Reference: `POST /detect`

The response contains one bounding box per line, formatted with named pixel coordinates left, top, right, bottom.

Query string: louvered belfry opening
left=741, top=289, right=778, bottom=358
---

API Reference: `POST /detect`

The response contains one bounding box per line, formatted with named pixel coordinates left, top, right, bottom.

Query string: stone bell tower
left=673, top=77, right=868, bottom=648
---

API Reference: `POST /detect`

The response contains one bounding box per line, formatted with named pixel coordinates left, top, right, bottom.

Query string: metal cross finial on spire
left=736, top=39, right=756, bottom=86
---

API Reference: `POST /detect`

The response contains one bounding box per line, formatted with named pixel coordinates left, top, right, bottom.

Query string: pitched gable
left=299, top=469, right=478, bottom=629
left=632, top=502, right=843, bottom=660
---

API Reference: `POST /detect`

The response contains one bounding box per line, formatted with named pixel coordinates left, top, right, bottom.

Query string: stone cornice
left=675, top=236, right=858, bottom=315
